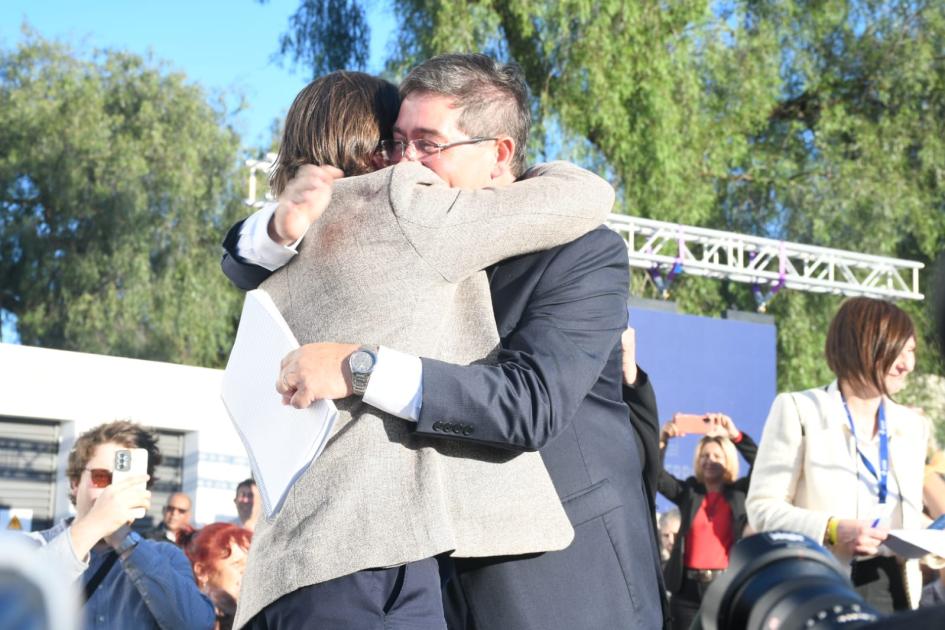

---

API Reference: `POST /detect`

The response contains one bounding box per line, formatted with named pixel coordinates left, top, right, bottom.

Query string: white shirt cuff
left=235, top=202, right=301, bottom=271
left=362, top=346, right=423, bottom=422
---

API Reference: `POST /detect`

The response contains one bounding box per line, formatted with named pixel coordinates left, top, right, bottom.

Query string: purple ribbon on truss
left=751, top=241, right=787, bottom=311
left=647, top=230, right=685, bottom=298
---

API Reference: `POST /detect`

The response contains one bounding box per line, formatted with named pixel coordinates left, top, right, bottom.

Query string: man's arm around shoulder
left=222, top=218, right=279, bottom=290
left=391, top=161, right=615, bottom=282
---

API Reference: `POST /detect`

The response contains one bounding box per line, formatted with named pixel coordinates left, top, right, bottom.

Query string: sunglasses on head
left=85, top=468, right=113, bottom=488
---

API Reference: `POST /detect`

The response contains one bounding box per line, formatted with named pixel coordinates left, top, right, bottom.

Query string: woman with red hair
left=186, top=523, right=252, bottom=630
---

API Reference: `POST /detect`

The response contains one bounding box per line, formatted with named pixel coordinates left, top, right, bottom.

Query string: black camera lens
left=700, top=532, right=880, bottom=630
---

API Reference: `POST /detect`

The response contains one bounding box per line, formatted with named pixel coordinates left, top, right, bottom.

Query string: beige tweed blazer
left=235, top=161, right=614, bottom=626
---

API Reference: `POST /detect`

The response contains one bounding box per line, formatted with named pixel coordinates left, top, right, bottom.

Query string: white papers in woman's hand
left=221, top=289, right=337, bottom=519
left=884, top=529, right=945, bottom=559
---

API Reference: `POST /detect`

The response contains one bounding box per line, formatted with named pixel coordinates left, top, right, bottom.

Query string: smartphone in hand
left=112, top=448, right=149, bottom=520
left=674, top=414, right=712, bottom=435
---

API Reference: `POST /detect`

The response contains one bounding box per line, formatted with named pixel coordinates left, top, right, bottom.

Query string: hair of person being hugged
left=269, top=71, right=400, bottom=196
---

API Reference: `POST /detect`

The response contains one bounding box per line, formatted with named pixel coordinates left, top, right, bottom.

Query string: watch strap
left=350, top=345, right=378, bottom=396
left=114, top=530, right=141, bottom=557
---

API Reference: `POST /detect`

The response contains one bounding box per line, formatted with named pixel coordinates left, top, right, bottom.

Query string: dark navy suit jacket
left=222, top=224, right=664, bottom=630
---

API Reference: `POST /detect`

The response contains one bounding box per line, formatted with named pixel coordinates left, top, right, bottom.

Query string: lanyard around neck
left=841, top=394, right=889, bottom=505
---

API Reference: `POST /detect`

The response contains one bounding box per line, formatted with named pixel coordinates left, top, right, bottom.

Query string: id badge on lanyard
left=841, top=396, right=889, bottom=526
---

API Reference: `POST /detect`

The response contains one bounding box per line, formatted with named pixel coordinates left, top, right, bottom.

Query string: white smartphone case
left=112, top=448, right=148, bottom=520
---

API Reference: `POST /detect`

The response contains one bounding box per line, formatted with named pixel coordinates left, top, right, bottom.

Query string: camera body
left=700, top=531, right=945, bottom=630
left=701, top=531, right=879, bottom=630
left=112, top=448, right=148, bottom=520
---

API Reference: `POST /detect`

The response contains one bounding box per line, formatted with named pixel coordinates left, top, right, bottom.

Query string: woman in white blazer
left=747, top=297, right=927, bottom=612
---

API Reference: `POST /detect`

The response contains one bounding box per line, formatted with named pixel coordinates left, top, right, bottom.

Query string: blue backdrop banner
left=629, top=305, right=777, bottom=514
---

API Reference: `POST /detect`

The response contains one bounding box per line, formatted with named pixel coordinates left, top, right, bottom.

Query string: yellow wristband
left=826, top=517, right=839, bottom=546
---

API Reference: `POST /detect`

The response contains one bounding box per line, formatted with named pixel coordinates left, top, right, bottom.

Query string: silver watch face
left=350, top=350, right=375, bottom=373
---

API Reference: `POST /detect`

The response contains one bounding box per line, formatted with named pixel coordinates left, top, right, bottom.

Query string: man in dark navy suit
left=223, top=53, right=663, bottom=630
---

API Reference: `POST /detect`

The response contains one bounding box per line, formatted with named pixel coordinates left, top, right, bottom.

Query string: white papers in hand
left=884, top=529, right=945, bottom=559
left=221, top=289, right=337, bottom=519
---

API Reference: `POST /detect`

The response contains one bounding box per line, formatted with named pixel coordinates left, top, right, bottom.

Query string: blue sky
left=1, top=0, right=394, bottom=149
left=0, top=0, right=394, bottom=343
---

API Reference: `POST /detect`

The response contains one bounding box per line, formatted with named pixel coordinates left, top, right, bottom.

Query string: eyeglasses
left=165, top=505, right=189, bottom=514
left=84, top=468, right=113, bottom=488
left=376, top=137, right=498, bottom=164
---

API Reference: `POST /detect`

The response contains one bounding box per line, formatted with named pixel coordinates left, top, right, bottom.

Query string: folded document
left=884, top=528, right=945, bottom=559
left=221, top=289, right=337, bottom=518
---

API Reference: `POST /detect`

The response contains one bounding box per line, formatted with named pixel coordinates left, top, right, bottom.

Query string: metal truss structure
left=244, top=153, right=278, bottom=208
left=244, top=159, right=924, bottom=305
left=606, top=214, right=924, bottom=305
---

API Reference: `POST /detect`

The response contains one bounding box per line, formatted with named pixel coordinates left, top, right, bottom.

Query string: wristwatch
left=114, top=530, right=141, bottom=557
left=349, top=345, right=378, bottom=396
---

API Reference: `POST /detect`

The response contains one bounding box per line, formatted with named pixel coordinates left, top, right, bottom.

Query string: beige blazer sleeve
left=746, top=392, right=832, bottom=542
left=386, top=161, right=615, bottom=282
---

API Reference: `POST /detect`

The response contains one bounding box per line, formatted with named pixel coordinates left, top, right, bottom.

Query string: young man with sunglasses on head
left=28, top=420, right=214, bottom=630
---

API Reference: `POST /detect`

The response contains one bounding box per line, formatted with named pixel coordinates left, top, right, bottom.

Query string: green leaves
left=274, top=0, right=370, bottom=77
left=0, top=31, right=245, bottom=367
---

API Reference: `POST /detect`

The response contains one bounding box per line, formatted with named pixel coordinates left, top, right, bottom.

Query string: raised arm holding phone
left=657, top=412, right=757, bottom=630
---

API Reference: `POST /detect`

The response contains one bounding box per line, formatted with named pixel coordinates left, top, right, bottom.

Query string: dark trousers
left=670, top=576, right=712, bottom=630
left=851, top=556, right=910, bottom=614
left=246, top=558, right=446, bottom=629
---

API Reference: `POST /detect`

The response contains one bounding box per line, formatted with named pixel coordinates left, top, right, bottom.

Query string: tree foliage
left=0, top=30, right=246, bottom=367
left=259, top=0, right=370, bottom=77
left=268, top=0, right=945, bottom=393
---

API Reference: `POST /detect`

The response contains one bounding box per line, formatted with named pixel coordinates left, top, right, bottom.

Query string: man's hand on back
left=268, top=164, right=345, bottom=246
left=277, top=342, right=359, bottom=408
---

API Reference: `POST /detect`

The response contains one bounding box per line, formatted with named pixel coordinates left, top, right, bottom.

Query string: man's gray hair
left=400, top=53, right=531, bottom=177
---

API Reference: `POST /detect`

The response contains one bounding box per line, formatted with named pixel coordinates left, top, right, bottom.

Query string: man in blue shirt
left=28, top=420, right=214, bottom=630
